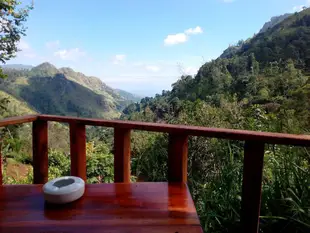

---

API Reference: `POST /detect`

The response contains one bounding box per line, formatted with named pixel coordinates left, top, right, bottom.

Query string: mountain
left=120, top=10, right=310, bottom=233
left=59, top=67, right=115, bottom=94
left=0, top=63, right=136, bottom=118
left=259, top=13, right=292, bottom=33
left=220, top=12, right=293, bottom=60
left=1, top=64, right=33, bottom=70
left=123, top=8, right=310, bottom=125
left=221, top=8, right=310, bottom=70
left=114, top=89, right=142, bottom=102
left=0, top=90, right=36, bottom=117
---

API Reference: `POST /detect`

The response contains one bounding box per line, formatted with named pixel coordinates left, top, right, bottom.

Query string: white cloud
left=164, top=33, right=188, bottom=46
left=113, top=54, right=126, bottom=64
left=185, top=26, right=203, bottom=35
left=293, top=5, right=305, bottom=12
left=294, top=5, right=308, bottom=12
left=45, top=40, right=60, bottom=49
left=145, top=65, right=160, bottom=72
left=54, top=48, right=85, bottom=61
left=9, top=39, right=207, bottom=96
left=164, top=26, right=203, bottom=46
left=293, top=0, right=310, bottom=12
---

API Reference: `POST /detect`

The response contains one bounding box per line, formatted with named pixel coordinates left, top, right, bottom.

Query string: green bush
left=86, top=153, right=114, bottom=183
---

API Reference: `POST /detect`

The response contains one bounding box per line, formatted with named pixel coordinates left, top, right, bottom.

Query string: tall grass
left=131, top=132, right=310, bottom=233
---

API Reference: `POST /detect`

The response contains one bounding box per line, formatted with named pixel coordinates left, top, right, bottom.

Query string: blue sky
left=9, top=0, right=309, bottom=96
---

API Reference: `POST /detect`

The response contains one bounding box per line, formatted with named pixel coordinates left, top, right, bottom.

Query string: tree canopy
left=0, top=0, right=32, bottom=78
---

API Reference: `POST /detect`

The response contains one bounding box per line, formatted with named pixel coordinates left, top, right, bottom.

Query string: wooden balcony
left=0, top=114, right=310, bottom=233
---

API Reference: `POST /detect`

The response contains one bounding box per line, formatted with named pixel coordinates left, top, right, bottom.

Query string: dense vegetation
left=121, top=9, right=310, bottom=233
left=1, top=6, right=310, bottom=233
left=0, top=63, right=140, bottom=118
left=0, top=0, right=32, bottom=75
left=259, top=13, right=292, bottom=33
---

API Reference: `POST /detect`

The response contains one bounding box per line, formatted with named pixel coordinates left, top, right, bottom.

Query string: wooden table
left=0, top=182, right=203, bottom=233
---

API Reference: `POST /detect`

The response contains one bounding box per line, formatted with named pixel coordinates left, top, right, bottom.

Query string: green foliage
left=0, top=63, right=138, bottom=118
left=0, top=0, right=32, bottom=64
left=86, top=141, right=114, bottom=183
left=131, top=132, right=168, bottom=181
left=45, top=142, right=114, bottom=183
left=2, top=7, right=310, bottom=233
left=260, top=146, right=310, bottom=232
left=259, top=14, right=292, bottom=34
left=121, top=19, right=310, bottom=230
left=48, top=150, right=70, bottom=179
left=0, top=0, right=32, bottom=79
left=126, top=98, right=309, bottom=232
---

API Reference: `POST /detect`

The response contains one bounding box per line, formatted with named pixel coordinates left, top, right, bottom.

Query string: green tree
left=0, top=0, right=32, bottom=78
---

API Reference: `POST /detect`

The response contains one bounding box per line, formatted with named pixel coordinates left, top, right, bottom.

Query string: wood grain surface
left=0, top=115, right=38, bottom=127
left=168, top=134, right=188, bottom=183
left=0, top=149, right=2, bottom=185
left=241, top=141, right=265, bottom=233
left=0, top=182, right=203, bottom=233
left=39, top=114, right=310, bottom=146
left=32, top=120, right=48, bottom=184
left=69, top=122, right=87, bottom=181
left=114, top=128, right=131, bottom=183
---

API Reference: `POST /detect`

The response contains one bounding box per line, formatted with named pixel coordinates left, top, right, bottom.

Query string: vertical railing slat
left=33, top=120, right=48, bottom=184
left=0, top=145, right=2, bottom=185
left=241, top=141, right=265, bottom=233
left=70, top=122, right=86, bottom=181
left=114, top=128, right=131, bottom=183
left=168, top=134, right=188, bottom=183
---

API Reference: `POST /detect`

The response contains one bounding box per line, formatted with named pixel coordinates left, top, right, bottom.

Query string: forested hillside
left=259, top=13, right=292, bottom=33
left=1, top=5, right=310, bottom=233
left=124, top=9, right=310, bottom=127
left=121, top=9, right=310, bottom=233
left=0, top=63, right=139, bottom=118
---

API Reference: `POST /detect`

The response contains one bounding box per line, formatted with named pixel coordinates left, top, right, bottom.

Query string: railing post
left=0, top=145, right=2, bottom=185
left=33, top=120, right=48, bottom=184
left=70, top=122, right=86, bottom=181
left=114, top=128, right=131, bottom=183
left=168, top=134, right=188, bottom=183
left=241, top=141, right=265, bottom=233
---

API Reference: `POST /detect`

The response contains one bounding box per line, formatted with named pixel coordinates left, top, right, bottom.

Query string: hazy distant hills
left=114, top=89, right=142, bottom=103
left=1, top=64, right=33, bottom=70
left=0, top=62, right=141, bottom=118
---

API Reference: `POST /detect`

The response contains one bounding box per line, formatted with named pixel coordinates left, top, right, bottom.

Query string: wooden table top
left=0, top=182, right=202, bottom=233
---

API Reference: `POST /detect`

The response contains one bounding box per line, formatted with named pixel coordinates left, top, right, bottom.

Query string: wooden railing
left=0, top=114, right=310, bottom=233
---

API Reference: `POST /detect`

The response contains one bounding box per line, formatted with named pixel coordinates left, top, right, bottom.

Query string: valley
left=0, top=4, right=310, bottom=233
left=1, top=62, right=141, bottom=119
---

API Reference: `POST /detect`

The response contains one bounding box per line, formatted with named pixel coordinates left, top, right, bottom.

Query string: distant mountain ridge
left=220, top=12, right=294, bottom=59
left=123, top=7, right=310, bottom=122
left=0, top=62, right=141, bottom=118
left=1, top=64, right=33, bottom=70
left=259, top=13, right=292, bottom=33
left=115, top=89, right=142, bottom=103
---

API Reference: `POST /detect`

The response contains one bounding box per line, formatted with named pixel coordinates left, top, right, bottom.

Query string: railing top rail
left=0, top=115, right=38, bottom=127
left=0, top=114, right=309, bottom=146
left=39, top=114, right=310, bottom=147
